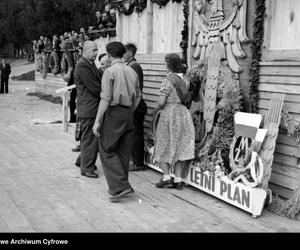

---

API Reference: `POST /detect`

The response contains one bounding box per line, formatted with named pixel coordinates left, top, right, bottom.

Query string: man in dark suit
left=124, top=43, right=148, bottom=171
left=0, top=59, right=11, bottom=94
left=74, top=41, right=102, bottom=178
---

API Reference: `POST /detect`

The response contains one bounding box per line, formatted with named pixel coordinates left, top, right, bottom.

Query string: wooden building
left=115, top=0, right=185, bottom=136
left=34, top=0, right=300, bottom=205
left=258, top=0, right=300, bottom=199
left=114, top=0, right=300, bottom=202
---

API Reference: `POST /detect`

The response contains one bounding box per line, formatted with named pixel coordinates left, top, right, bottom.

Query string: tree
left=0, top=0, right=103, bottom=56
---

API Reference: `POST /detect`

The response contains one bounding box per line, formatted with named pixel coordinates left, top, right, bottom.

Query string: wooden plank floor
left=0, top=123, right=300, bottom=232
left=0, top=80, right=300, bottom=232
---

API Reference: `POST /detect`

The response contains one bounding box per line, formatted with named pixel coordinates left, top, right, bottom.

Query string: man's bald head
left=83, top=41, right=98, bottom=62
left=83, top=41, right=97, bottom=52
left=98, top=53, right=110, bottom=71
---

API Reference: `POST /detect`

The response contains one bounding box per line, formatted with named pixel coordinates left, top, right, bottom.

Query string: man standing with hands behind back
left=74, top=41, right=102, bottom=178
left=93, top=41, right=141, bottom=202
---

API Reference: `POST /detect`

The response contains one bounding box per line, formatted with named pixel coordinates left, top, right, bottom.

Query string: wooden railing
left=55, top=84, right=76, bottom=132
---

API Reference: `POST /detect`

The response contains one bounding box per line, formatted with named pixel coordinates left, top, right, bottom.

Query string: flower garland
left=135, top=0, right=148, bottom=13
left=116, top=0, right=136, bottom=15
left=112, top=0, right=147, bottom=15
left=280, top=110, right=300, bottom=143
left=151, top=0, right=182, bottom=8
left=113, top=0, right=183, bottom=15
left=180, top=0, right=189, bottom=66
left=196, top=79, right=243, bottom=174
left=248, top=0, right=265, bottom=113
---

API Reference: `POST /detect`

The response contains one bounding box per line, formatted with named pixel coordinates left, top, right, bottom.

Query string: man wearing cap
left=93, top=41, right=141, bottom=202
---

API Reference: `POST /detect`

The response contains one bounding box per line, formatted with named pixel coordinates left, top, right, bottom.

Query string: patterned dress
left=153, top=73, right=195, bottom=165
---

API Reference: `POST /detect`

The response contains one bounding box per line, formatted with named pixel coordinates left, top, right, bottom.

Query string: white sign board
left=146, top=163, right=267, bottom=218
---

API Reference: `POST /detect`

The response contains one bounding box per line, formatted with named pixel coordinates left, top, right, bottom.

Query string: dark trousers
left=78, top=118, right=98, bottom=174
left=131, top=100, right=147, bottom=166
left=99, top=106, right=134, bottom=195
left=0, top=79, right=9, bottom=93
left=69, top=88, right=77, bottom=122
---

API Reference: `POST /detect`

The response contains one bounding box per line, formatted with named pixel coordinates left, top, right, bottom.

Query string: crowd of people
left=32, top=28, right=90, bottom=77
left=69, top=37, right=196, bottom=202
left=32, top=7, right=116, bottom=79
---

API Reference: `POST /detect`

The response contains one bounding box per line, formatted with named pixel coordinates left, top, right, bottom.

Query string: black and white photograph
left=0, top=0, right=300, bottom=242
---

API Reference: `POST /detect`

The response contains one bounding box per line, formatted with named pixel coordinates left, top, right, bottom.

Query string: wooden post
left=147, top=0, right=153, bottom=54
left=63, top=92, right=68, bottom=132
left=56, top=84, right=76, bottom=132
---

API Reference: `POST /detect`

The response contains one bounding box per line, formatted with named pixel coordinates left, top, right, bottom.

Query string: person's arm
left=133, top=95, right=141, bottom=111
left=157, top=79, right=171, bottom=109
left=157, top=95, right=166, bottom=109
left=92, top=99, right=110, bottom=137
left=7, top=64, right=11, bottom=75
left=92, top=70, right=113, bottom=136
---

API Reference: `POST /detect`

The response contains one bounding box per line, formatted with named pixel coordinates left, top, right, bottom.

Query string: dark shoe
left=155, top=179, right=173, bottom=188
left=129, top=164, right=147, bottom=172
left=72, top=145, right=81, bottom=152
left=76, top=163, right=97, bottom=172
left=173, top=182, right=183, bottom=190
left=109, top=188, right=134, bottom=202
left=81, top=171, right=99, bottom=178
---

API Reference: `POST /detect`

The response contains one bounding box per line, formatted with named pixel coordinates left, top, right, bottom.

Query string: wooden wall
left=268, top=0, right=300, bottom=50
left=136, top=54, right=166, bottom=134
left=152, top=2, right=184, bottom=53
left=258, top=62, right=300, bottom=199
left=116, top=6, right=148, bottom=53
left=259, top=0, right=300, bottom=199
left=116, top=0, right=184, bottom=54
left=117, top=0, right=184, bottom=134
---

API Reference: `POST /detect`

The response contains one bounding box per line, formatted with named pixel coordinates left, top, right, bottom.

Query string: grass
left=11, top=70, right=35, bottom=81
left=26, top=92, right=62, bottom=104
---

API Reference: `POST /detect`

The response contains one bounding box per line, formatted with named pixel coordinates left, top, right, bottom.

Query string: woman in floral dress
left=154, top=53, right=195, bottom=190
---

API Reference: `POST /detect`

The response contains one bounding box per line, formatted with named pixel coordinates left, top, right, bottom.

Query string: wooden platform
left=0, top=122, right=299, bottom=232
left=1, top=80, right=300, bottom=232
left=1, top=122, right=300, bottom=232
left=33, top=57, right=300, bottom=201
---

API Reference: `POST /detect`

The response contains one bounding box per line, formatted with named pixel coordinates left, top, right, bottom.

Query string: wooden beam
left=62, top=92, right=68, bottom=132
left=147, top=0, right=153, bottom=54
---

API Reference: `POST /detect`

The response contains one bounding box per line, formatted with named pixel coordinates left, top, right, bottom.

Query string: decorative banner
left=151, top=0, right=182, bottom=8
left=113, top=0, right=148, bottom=14
left=187, top=165, right=267, bottom=217
left=145, top=160, right=267, bottom=218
